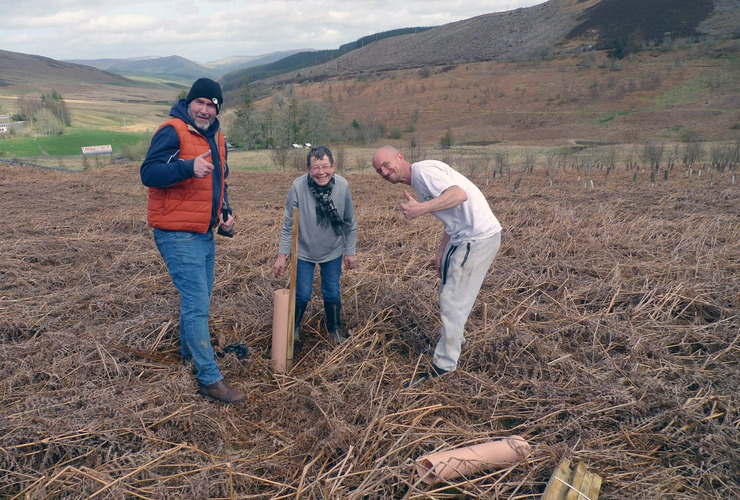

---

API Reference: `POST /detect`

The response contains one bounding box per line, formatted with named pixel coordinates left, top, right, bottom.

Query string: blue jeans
left=153, top=228, right=222, bottom=386
left=295, top=256, right=342, bottom=304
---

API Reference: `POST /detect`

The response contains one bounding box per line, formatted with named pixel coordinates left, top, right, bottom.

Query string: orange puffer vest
left=146, top=118, right=226, bottom=233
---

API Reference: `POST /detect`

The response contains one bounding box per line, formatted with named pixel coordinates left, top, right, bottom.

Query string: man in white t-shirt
left=372, top=146, right=502, bottom=386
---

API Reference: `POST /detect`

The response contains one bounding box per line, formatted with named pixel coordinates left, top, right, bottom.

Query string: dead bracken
left=0, top=160, right=738, bottom=498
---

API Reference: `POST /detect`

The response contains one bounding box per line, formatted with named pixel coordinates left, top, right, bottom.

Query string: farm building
left=0, top=115, right=10, bottom=133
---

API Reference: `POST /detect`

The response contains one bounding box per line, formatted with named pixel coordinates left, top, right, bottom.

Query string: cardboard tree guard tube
left=271, top=288, right=290, bottom=374
left=415, top=436, right=531, bottom=485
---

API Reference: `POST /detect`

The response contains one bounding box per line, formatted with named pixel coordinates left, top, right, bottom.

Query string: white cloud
left=1, top=0, right=547, bottom=61
left=79, top=14, right=156, bottom=33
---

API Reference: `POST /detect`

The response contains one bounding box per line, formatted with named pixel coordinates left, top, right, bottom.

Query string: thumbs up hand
left=400, top=189, right=424, bottom=220
left=193, top=150, right=214, bottom=178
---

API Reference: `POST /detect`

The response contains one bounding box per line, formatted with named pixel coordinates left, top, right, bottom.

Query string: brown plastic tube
left=415, top=436, right=531, bottom=485
left=271, top=288, right=290, bottom=374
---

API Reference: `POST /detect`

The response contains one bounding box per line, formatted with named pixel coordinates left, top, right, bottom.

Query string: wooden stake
left=578, top=471, right=595, bottom=500
left=542, top=458, right=603, bottom=500
left=565, top=462, right=587, bottom=500
left=287, top=208, right=299, bottom=372
left=588, top=470, right=603, bottom=500
left=541, top=458, right=573, bottom=500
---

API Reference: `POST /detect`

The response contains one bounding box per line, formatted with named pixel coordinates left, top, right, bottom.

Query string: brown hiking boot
left=197, top=380, right=246, bottom=404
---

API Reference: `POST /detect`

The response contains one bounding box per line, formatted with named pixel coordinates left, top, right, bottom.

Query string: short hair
left=307, top=145, right=333, bottom=167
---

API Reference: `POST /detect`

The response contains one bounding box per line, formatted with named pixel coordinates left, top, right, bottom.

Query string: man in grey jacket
left=274, top=146, right=358, bottom=349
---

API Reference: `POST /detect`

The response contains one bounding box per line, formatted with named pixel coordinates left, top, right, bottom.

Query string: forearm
left=421, top=185, right=468, bottom=214
left=140, top=128, right=194, bottom=187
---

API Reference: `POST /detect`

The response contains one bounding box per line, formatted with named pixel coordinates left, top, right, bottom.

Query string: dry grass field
left=1, top=155, right=738, bottom=498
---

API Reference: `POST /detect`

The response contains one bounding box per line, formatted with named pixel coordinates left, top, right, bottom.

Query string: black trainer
left=404, top=363, right=449, bottom=388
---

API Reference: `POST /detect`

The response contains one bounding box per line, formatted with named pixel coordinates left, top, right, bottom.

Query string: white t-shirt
left=411, top=160, right=501, bottom=245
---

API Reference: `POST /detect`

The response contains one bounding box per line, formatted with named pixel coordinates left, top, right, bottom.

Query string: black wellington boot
left=293, top=301, right=307, bottom=352
left=324, top=301, right=348, bottom=344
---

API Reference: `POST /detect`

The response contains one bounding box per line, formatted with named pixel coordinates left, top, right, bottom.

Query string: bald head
left=372, top=145, right=410, bottom=184
left=372, top=146, right=399, bottom=166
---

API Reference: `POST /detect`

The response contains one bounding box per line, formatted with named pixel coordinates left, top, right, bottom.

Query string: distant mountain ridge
left=62, top=28, right=436, bottom=89
left=68, top=55, right=216, bottom=81
left=246, top=0, right=575, bottom=89
left=67, top=50, right=309, bottom=81
left=202, top=51, right=310, bottom=75
left=0, top=49, right=131, bottom=89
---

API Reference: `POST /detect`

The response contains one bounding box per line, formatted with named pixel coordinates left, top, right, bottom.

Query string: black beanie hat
left=186, top=78, right=223, bottom=114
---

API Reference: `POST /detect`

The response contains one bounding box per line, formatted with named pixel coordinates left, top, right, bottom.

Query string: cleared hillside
left=246, top=41, right=740, bottom=146
left=253, top=0, right=732, bottom=88
left=259, top=0, right=577, bottom=86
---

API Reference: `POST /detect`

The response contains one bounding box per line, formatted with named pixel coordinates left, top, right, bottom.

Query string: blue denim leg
left=153, top=228, right=222, bottom=386
left=295, top=259, right=316, bottom=304
left=319, top=256, right=343, bottom=303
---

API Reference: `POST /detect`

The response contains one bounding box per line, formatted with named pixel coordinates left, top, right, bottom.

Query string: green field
left=0, top=130, right=376, bottom=173
left=0, top=128, right=151, bottom=157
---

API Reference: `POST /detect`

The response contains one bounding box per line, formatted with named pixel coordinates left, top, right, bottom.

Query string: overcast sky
left=3, top=0, right=547, bottom=63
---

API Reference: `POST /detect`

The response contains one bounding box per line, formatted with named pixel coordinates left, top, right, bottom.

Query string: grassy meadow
left=0, top=128, right=151, bottom=157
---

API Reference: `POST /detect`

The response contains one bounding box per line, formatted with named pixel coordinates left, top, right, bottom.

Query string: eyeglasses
left=309, top=164, right=333, bottom=172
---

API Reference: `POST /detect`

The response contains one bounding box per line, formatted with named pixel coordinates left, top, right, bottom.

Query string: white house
left=0, top=114, right=10, bottom=133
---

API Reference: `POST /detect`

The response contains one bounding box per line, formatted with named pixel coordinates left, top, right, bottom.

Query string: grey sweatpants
left=433, top=232, right=501, bottom=372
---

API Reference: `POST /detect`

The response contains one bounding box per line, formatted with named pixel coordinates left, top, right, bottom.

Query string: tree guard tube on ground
left=415, top=436, right=531, bottom=485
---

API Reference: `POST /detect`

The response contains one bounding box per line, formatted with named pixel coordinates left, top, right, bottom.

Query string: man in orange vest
left=141, top=78, right=245, bottom=404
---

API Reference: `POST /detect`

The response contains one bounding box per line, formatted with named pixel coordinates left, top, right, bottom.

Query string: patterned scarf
left=307, top=175, right=343, bottom=236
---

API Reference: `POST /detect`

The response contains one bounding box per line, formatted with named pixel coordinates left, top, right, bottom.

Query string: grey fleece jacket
left=278, top=174, right=357, bottom=263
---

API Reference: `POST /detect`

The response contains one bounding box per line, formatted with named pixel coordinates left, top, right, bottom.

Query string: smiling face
left=372, top=147, right=406, bottom=184
left=187, top=97, right=218, bottom=131
left=308, top=154, right=336, bottom=186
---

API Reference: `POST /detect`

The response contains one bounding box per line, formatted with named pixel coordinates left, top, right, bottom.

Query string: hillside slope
left=568, top=0, right=716, bottom=51
left=220, top=27, right=435, bottom=92
left=2, top=0, right=737, bottom=146
left=0, top=50, right=132, bottom=96
left=256, top=43, right=739, bottom=146
left=260, top=0, right=575, bottom=86
left=253, top=0, right=732, bottom=89
left=230, top=0, right=739, bottom=146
